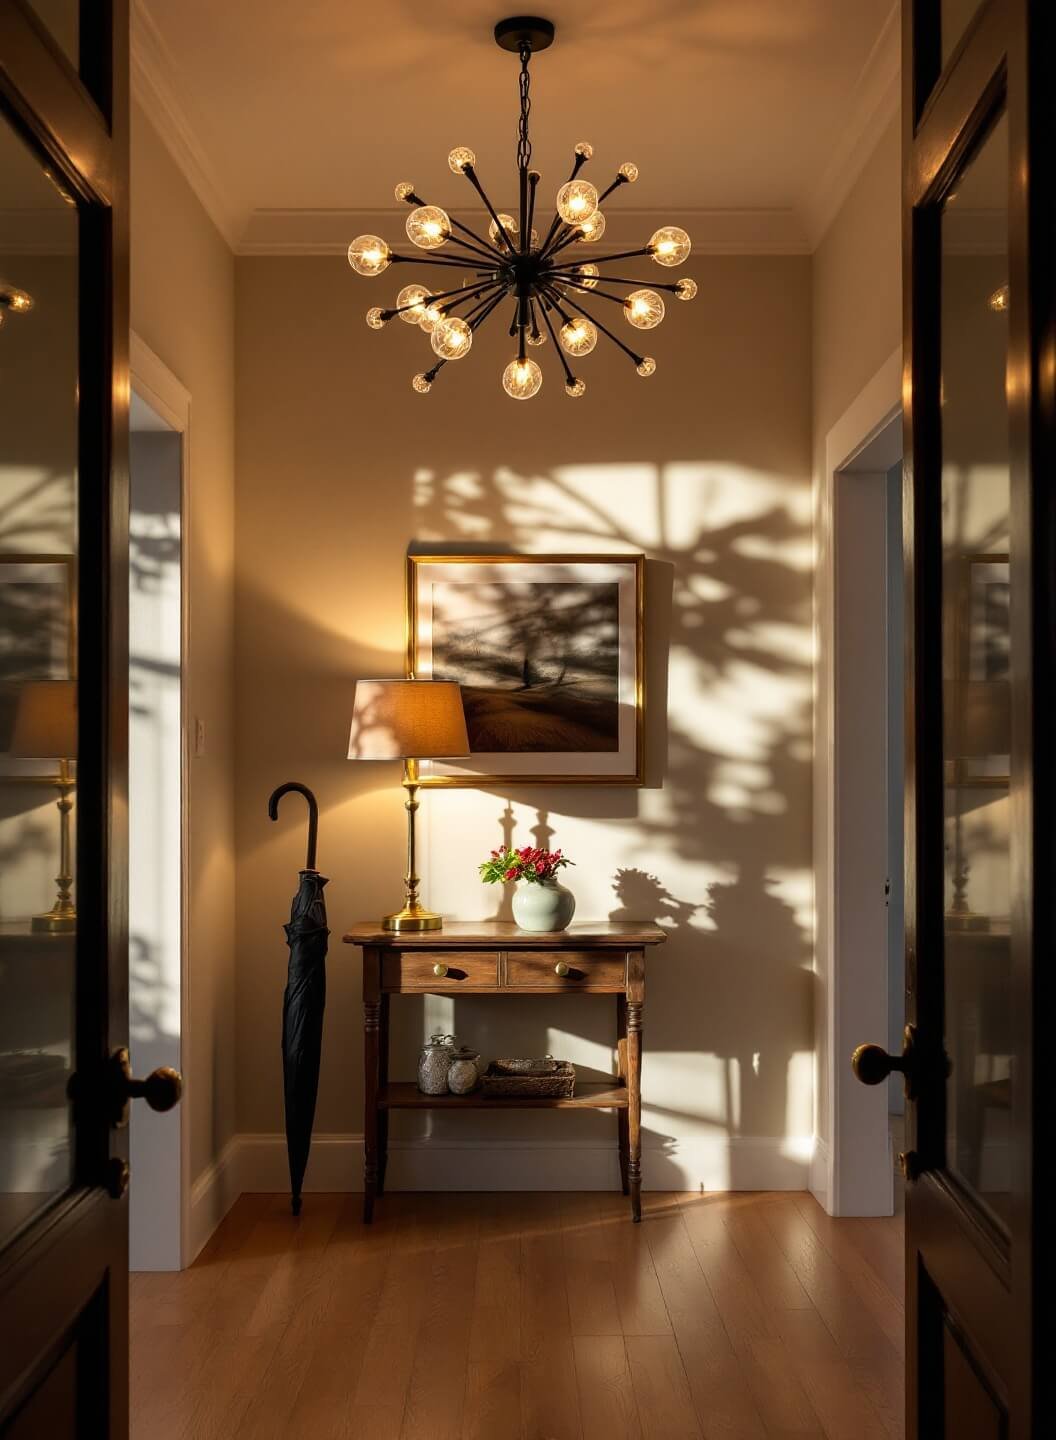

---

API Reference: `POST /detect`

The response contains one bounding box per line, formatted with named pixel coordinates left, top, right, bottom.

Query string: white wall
left=130, top=101, right=238, bottom=1221
left=233, top=250, right=816, bottom=1191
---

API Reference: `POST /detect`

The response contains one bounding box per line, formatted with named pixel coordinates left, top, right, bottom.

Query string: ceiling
left=132, top=0, right=899, bottom=253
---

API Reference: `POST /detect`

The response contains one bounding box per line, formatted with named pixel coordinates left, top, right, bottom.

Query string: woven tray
left=481, top=1060, right=575, bottom=1099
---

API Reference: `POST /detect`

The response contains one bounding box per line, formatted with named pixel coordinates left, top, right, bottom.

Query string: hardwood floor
left=130, top=1190, right=905, bottom=1439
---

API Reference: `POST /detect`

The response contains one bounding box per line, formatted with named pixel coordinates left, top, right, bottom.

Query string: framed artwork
left=0, top=555, right=75, bottom=778
left=951, top=553, right=1009, bottom=785
left=407, top=553, right=644, bottom=785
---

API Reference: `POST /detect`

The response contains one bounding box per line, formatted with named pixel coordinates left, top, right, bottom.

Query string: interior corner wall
left=233, top=248, right=816, bottom=1192
left=810, top=112, right=902, bottom=1197
left=130, top=101, right=237, bottom=1202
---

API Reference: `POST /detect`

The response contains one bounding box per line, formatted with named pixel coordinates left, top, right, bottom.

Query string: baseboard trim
left=809, top=1134, right=832, bottom=1213
left=188, top=1134, right=242, bottom=1262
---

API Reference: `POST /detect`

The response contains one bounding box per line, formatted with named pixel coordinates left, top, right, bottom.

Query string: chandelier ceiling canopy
left=347, top=15, right=696, bottom=400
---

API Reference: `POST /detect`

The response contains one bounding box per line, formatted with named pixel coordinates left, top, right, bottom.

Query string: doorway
left=128, top=338, right=190, bottom=1269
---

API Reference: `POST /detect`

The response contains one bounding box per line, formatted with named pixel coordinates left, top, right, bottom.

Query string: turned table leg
left=616, top=994, right=630, bottom=1196
left=363, top=948, right=381, bottom=1224
left=377, top=994, right=390, bottom=1196
left=627, top=999, right=643, bottom=1221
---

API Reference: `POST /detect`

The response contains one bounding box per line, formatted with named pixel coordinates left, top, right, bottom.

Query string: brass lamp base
left=945, top=909, right=989, bottom=933
left=382, top=903, right=443, bottom=933
left=31, top=908, right=76, bottom=935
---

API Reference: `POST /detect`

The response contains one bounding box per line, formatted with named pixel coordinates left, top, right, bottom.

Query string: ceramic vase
left=512, top=877, right=576, bottom=932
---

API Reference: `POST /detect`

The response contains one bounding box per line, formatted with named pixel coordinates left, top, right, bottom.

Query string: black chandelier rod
left=537, top=294, right=577, bottom=388
left=389, top=252, right=499, bottom=272
left=549, top=269, right=683, bottom=293
left=443, top=230, right=508, bottom=267
left=550, top=277, right=668, bottom=310
left=460, top=164, right=517, bottom=256
left=537, top=145, right=592, bottom=258
left=468, top=286, right=508, bottom=332
left=525, top=170, right=539, bottom=256
left=544, top=283, right=644, bottom=367
left=382, top=276, right=497, bottom=322
left=437, top=278, right=507, bottom=316
left=399, top=189, right=505, bottom=263
left=527, top=293, right=544, bottom=344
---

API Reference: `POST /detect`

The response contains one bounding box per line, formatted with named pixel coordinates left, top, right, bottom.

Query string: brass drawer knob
left=554, top=961, right=570, bottom=977
left=433, top=962, right=448, bottom=978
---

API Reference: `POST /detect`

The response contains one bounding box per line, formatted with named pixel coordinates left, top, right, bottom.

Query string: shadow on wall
left=400, top=460, right=814, bottom=1181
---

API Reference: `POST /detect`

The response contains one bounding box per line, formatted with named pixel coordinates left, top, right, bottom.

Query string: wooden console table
left=344, top=922, right=666, bottom=1223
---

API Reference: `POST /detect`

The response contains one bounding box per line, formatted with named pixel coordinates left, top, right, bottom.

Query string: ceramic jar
left=417, top=1032, right=455, bottom=1095
left=447, top=1045, right=481, bottom=1095
left=512, top=877, right=576, bottom=932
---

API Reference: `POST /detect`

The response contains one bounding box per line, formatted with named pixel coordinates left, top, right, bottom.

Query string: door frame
left=129, top=332, right=191, bottom=1269
left=813, top=346, right=902, bottom=1216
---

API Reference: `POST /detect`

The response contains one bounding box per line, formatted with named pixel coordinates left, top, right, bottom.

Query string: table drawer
left=381, top=951, right=499, bottom=991
left=505, top=951, right=628, bottom=990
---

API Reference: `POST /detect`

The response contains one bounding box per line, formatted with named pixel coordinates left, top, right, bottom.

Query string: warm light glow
left=502, top=357, right=543, bottom=399
left=394, top=181, right=415, bottom=202
left=618, top=162, right=639, bottom=183
left=4, top=288, right=34, bottom=313
left=565, top=378, right=587, bottom=397
left=448, top=146, right=476, bottom=173
left=430, top=316, right=473, bottom=359
left=573, top=263, right=599, bottom=289
left=557, top=179, right=599, bottom=225
left=575, top=211, right=606, bottom=243
left=560, top=318, right=598, bottom=356
left=347, top=235, right=391, bottom=276
left=412, top=373, right=432, bottom=393
left=406, top=205, right=451, bottom=250
left=636, top=356, right=656, bottom=377
left=989, top=284, right=1010, bottom=312
left=625, top=289, right=665, bottom=329
left=419, top=301, right=446, bottom=333
left=488, top=212, right=519, bottom=248
left=527, top=328, right=547, bottom=347
left=650, top=225, right=692, bottom=266
left=574, top=141, right=594, bottom=159
left=397, top=284, right=432, bottom=324
left=675, top=277, right=698, bottom=302
left=365, top=307, right=387, bottom=329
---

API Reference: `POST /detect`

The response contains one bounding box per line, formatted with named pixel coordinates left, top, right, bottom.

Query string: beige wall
left=234, top=250, right=815, bottom=1186
left=130, top=101, right=237, bottom=1183
left=811, top=112, right=902, bottom=1162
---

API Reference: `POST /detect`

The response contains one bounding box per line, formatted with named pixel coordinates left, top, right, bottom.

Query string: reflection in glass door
left=0, top=113, right=79, bottom=1244
left=940, top=111, right=1011, bottom=1230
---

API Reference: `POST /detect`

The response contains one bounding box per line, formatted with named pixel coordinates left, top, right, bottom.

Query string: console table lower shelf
left=344, top=921, right=667, bottom=1223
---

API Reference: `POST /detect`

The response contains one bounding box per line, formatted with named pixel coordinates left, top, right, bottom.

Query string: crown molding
left=237, top=206, right=811, bottom=257
left=800, top=1, right=901, bottom=248
left=130, top=0, right=242, bottom=251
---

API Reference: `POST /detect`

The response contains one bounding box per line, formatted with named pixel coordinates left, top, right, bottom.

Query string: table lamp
left=347, top=679, right=468, bottom=931
left=10, top=679, right=77, bottom=933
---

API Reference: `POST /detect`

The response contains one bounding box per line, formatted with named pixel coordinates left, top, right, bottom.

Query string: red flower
left=505, top=867, right=518, bottom=880
left=535, top=860, right=546, bottom=874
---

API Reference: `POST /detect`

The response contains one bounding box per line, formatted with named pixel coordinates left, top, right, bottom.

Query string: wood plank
left=521, top=1196, right=583, bottom=1440
left=574, top=1336, right=643, bottom=1440
left=463, top=1196, right=523, bottom=1440
left=562, top=1193, right=622, bottom=1337
left=626, top=1335, right=702, bottom=1440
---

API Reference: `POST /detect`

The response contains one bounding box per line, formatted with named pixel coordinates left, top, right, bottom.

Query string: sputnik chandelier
left=347, top=15, right=696, bottom=399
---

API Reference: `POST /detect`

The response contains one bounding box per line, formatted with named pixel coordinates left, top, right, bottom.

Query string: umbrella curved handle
left=268, top=782, right=319, bottom=871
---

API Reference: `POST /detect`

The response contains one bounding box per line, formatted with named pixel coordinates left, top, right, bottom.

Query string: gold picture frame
left=407, top=552, right=644, bottom=787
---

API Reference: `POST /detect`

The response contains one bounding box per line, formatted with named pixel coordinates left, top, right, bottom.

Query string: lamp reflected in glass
left=10, top=680, right=77, bottom=933
left=347, top=679, right=468, bottom=931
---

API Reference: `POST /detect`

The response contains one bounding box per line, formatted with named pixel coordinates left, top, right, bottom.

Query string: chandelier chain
left=517, top=43, right=532, bottom=173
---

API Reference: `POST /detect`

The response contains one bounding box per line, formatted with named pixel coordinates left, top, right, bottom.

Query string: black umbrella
left=268, top=782, right=328, bottom=1216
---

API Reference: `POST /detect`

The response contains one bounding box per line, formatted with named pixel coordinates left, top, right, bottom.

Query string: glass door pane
left=0, top=115, right=79, bottom=1244
left=22, top=0, right=78, bottom=70
left=942, top=0, right=984, bottom=66
left=940, top=111, right=1011, bottom=1231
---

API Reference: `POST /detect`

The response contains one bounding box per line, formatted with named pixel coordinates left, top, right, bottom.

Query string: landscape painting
left=408, top=555, right=644, bottom=785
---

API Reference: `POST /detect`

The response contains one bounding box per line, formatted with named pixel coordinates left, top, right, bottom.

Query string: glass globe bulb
left=394, top=181, right=414, bottom=202
left=431, top=316, right=473, bottom=359
left=412, top=373, right=432, bottom=393
left=527, top=328, right=547, bottom=347
left=502, top=357, right=543, bottom=400
left=675, top=277, right=698, bottom=302
left=0, top=310, right=5, bottom=329
left=397, top=284, right=431, bottom=324
left=636, top=356, right=657, bottom=378
left=6, top=287, right=34, bottom=312
left=419, top=301, right=446, bottom=333
left=625, top=289, right=665, bottom=330
left=572, top=263, right=599, bottom=290
left=650, top=225, right=692, bottom=267
left=575, top=210, right=606, bottom=243
left=574, top=141, right=594, bottom=159
left=365, top=307, right=387, bottom=329
left=618, top=162, right=639, bottom=183
left=560, top=317, right=598, bottom=357
left=565, top=378, right=587, bottom=398
left=347, top=235, right=391, bottom=276
left=556, top=179, right=598, bottom=226
left=406, top=205, right=451, bottom=250
left=448, top=146, right=476, bottom=173
left=488, top=212, right=519, bottom=248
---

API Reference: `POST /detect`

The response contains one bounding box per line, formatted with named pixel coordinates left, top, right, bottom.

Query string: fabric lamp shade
left=347, top=679, right=468, bottom=760
left=9, top=679, right=77, bottom=759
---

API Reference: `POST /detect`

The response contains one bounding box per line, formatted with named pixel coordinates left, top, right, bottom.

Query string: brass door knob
left=109, top=1046, right=182, bottom=1128
left=554, top=961, right=570, bottom=977
left=433, top=962, right=448, bottom=978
